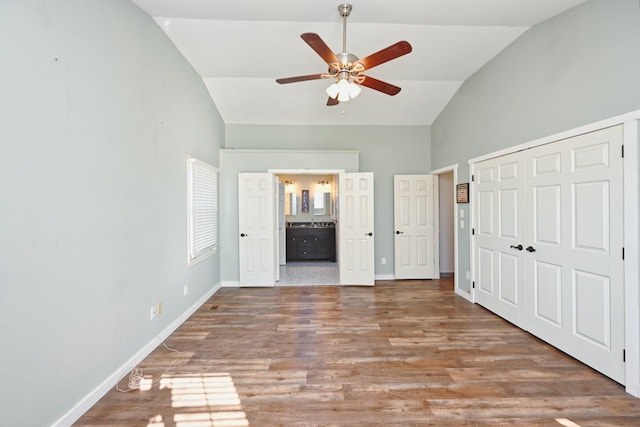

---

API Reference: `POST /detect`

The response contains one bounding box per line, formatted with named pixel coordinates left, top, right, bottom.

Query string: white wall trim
left=221, top=148, right=359, bottom=156
left=221, top=280, right=241, bottom=287
left=467, top=112, right=640, bottom=398
left=268, top=168, right=346, bottom=175
left=376, top=274, right=396, bottom=281
left=54, top=282, right=222, bottom=427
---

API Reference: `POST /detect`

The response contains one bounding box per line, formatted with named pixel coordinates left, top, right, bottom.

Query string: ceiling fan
left=276, top=3, right=412, bottom=106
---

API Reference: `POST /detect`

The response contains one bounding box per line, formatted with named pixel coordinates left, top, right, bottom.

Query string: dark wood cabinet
left=286, top=226, right=336, bottom=261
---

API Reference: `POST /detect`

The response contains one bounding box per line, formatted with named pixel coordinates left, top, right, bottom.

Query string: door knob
left=396, top=230, right=404, bottom=235
left=526, top=246, right=536, bottom=252
left=365, top=232, right=373, bottom=236
left=510, top=244, right=523, bottom=251
left=240, top=233, right=248, bottom=237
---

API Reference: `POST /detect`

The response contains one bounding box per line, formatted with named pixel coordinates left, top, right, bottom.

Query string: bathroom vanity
left=286, top=223, right=336, bottom=261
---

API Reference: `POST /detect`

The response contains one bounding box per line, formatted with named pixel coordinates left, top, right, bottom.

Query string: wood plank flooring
left=75, top=278, right=640, bottom=426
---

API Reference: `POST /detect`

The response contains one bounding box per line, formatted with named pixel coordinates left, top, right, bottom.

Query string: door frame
left=431, top=164, right=465, bottom=301
left=468, top=110, right=640, bottom=398
left=269, top=168, right=346, bottom=282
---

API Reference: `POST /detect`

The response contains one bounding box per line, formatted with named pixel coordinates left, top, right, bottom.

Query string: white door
left=278, top=183, right=286, bottom=266
left=339, top=172, right=375, bottom=286
left=524, top=125, right=625, bottom=383
left=274, top=176, right=280, bottom=281
left=473, top=151, right=527, bottom=328
left=393, top=175, right=438, bottom=279
left=238, top=173, right=275, bottom=287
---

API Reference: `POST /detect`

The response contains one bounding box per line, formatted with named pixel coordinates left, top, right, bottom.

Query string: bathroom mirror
left=285, top=192, right=297, bottom=216
left=313, top=192, right=331, bottom=215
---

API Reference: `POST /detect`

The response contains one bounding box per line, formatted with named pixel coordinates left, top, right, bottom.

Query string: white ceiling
left=131, top=0, right=586, bottom=126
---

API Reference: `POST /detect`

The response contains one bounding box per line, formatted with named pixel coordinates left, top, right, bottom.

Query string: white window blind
left=188, top=156, right=218, bottom=265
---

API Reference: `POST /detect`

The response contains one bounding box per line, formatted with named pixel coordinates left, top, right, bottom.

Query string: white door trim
left=468, top=110, right=640, bottom=397
left=623, top=119, right=640, bottom=396
left=431, top=164, right=467, bottom=302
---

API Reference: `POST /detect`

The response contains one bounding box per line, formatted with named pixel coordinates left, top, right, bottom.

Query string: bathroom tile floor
left=277, top=261, right=339, bottom=286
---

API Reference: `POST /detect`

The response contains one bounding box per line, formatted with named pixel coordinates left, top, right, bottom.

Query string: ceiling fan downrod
left=338, top=4, right=352, bottom=54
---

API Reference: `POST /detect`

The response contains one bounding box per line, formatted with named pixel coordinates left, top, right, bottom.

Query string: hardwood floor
left=75, top=278, right=640, bottom=426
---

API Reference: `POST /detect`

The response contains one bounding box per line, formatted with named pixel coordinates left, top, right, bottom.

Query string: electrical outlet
left=381, top=257, right=386, bottom=265
left=150, top=305, right=157, bottom=320
left=157, top=303, right=163, bottom=316
left=184, top=283, right=189, bottom=296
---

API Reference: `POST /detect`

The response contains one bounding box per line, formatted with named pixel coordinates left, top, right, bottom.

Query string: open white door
left=393, top=175, right=438, bottom=279
left=238, top=173, right=275, bottom=287
left=339, top=172, right=375, bottom=286
left=278, top=182, right=286, bottom=266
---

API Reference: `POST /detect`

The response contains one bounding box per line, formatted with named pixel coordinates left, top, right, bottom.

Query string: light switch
left=459, top=209, right=464, bottom=218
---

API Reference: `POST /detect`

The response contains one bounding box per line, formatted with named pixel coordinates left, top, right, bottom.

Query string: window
left=187, top=156, right=218, bottom=266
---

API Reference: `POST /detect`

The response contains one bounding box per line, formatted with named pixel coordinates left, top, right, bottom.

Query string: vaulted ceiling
left=131, top=0, right=586, bottom=126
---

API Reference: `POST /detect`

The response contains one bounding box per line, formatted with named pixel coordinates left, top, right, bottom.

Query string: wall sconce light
left=283, top=180, right=295, bottom=193
left=316, top=180, right=330, bottom=192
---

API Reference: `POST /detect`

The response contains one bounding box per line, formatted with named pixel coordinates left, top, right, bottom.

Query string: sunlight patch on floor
left=147, top=373, right=249, bottom=427
left=556, top=418, right=582, bottom=427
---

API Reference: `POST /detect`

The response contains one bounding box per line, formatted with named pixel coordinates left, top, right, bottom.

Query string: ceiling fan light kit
left=326, top=78, right=361, bottom=102
left=276, top=4, right=412, bottom=106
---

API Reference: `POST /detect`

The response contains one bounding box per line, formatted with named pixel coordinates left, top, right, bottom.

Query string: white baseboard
left=455, top=287, right=473, bottom=303
left=221, top=280, right=240, bottom=287
left=53, top=282, right=221, bottom=427
left=375, top=274, right=395, bottom=281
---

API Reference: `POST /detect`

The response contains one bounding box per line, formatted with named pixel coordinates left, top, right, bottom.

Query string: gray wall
left=431, top=0, right=640, bottom=292
left=0, top=1, right=224, bottom=425
left=225, top=125, right=431, bottom=279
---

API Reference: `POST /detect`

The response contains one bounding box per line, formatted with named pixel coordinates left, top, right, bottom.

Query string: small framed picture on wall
left=456, top=183, right=469, bottom=203
left=301, top=189, right=309, bottom=212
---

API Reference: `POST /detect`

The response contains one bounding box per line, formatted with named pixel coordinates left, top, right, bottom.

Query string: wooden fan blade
left=301, top=33, right=339, bottom=64
left=358, top=75, right=402, bottom=96
left=327, top=97, right=339, bottom=106
left=276, top=74, right=325, bottom=84
left=358, top=41, right=412, bottom=70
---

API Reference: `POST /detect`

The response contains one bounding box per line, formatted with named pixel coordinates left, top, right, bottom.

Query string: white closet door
left=393, top=175, right=438, bottom=279
left=525, top=125, right=625, bottom=384
left=339, top=172, right=375, bottom=286
left=473, top=151, right=527, bottom=328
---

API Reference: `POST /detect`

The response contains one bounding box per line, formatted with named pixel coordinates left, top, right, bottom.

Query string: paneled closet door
left=524, top=125, right=625, bottom=384
left=393, top=175, right=438, bottom=280
left=473, top=151, right=527, bottom=328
